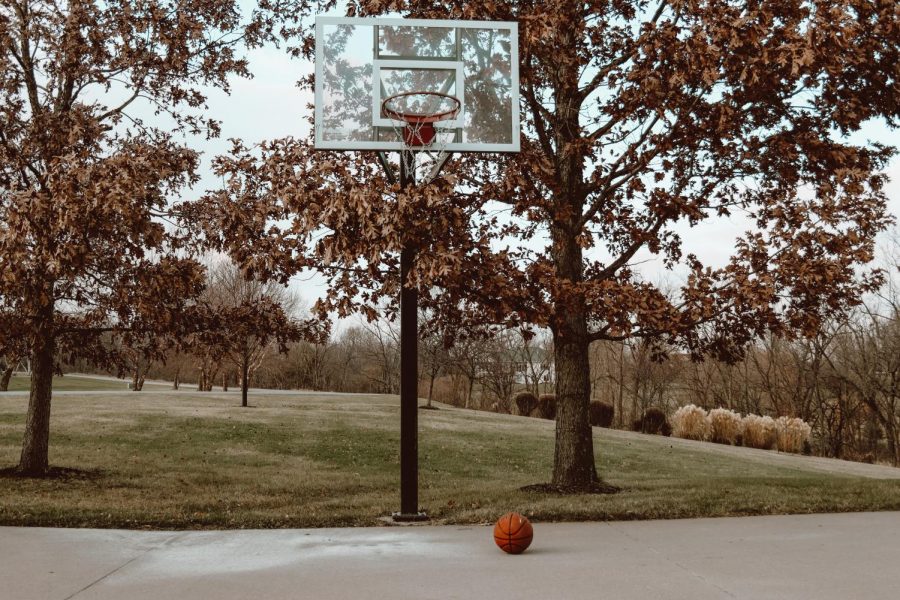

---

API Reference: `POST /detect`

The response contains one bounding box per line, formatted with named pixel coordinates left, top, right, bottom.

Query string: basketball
left=493, top=512, right=533, bottom=554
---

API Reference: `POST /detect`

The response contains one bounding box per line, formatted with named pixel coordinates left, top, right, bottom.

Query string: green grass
left=3, top=375, right=167, bottom=392
left=1, top=391, right=899, bottom=529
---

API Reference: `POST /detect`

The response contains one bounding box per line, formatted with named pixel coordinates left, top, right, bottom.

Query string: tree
left=211, top=260, right=313, bottom=407
left=515, top=328, right=554, bottom=397
left=201, top=0, right=898, bottom=491
left=418, top=309, right=452, bottom=408
left=0, top=1, right=283, bottom=475
left=359, top=317, right=402, bottom=395
left=289, top=335, right=335, bottom=390
left=447, top=331, right=490, bottom=409
left=477, top=330, right=521, bottom=413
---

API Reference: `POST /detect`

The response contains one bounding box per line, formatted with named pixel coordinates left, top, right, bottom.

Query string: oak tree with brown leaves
left=199, top=0, right=898, bottom=491
left=0, top=0, right=290, bottom=476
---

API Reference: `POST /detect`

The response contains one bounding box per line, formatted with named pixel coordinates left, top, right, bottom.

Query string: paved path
left=4, top=512, right=900, bottom=599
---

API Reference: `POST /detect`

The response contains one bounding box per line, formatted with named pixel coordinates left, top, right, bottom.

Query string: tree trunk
left=205, top=365, right=219, bottom=392
left=0, top=362, right=14, bottom=391
left=173, top=368, right=180, bottom=390
left=427, top=371, right=436, bottom=408
left=545, top=19, right=603, bottom=490
left=550, top=228, right=599, bottom=489
left=552, top=324, right=598, bottom=489
left=222, top=371, right=229, bottom=392
left=241, top=356, right=249, bottom=407
left=616, top=343, right=625, bottom=428
left=18, top=312, right=55, bottom=476
left=884, top=416, right=899, bottom=467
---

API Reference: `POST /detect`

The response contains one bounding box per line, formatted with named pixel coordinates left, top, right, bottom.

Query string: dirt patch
left=520, top=481, right=621, bottom=495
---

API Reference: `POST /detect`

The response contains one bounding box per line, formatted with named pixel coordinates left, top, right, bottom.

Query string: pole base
left=391, top=511, right=430, bottom=523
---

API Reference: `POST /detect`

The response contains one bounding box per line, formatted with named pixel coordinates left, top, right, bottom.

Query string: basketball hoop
left=382, top=91, right=461, bottom=182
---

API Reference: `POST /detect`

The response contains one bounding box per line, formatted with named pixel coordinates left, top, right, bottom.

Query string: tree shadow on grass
left=0, top=466, right=104, bottom=481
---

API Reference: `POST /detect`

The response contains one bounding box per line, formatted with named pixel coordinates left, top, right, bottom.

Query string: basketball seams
left=508, top=515, right=526, bottom=537
left=493, top=512, right=532, bottom=554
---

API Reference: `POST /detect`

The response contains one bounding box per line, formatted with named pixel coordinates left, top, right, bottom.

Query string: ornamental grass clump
left=672, top=404, right=711, bottom=441
left=709, top=408, right=743, bottom=445
left=742, top=415, right=778, bottom=450
left=775, top=416, right=813, bottom=454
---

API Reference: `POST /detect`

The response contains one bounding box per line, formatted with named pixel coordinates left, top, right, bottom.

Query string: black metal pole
left=395, top=151, right=426, bottom=521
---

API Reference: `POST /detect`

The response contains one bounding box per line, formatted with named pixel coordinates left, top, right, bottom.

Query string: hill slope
left=1, top=391, right=899, bottom=528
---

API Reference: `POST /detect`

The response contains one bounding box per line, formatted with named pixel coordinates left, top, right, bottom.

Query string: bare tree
left=359, top=318, right=401, bottom=395
left=447, top=333, right=489, bottom=409
left=478, top=331, right=520, bottom=413
left=516, top=328, right=553, bottom=397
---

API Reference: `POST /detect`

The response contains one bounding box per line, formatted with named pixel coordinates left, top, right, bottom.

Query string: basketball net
left=382, top=91, right=460, bottom=184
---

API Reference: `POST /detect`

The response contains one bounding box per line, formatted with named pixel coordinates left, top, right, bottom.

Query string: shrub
left=537, top=394, right=556, bottom=420
left=708, top=408, right=742, bottom=445
left=634, top=407, right=669, bottom=435
left=742, top=415, right=777, bottom=450
left=514, top=391, right=539, bottom=417
left=589, top=401, right=615, bottom=427
left=775, top=416, right=812, bottom=454
left=672, top=404, right=711, bottom=441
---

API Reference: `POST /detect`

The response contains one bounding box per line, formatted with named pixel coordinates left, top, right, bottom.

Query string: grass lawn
left=3, top=374, right=168, bottom=392
left=1, top=391, right=899, bottom=529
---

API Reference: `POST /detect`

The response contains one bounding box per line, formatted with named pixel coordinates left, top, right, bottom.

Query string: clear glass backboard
left=314, top=17, right=520, bottom=153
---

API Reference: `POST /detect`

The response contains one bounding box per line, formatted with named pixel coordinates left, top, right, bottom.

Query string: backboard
left=314, top=16, right=520, bottom=153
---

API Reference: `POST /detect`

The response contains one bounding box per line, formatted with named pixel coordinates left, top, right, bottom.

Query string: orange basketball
left=493, top=512, right=533, bottom=554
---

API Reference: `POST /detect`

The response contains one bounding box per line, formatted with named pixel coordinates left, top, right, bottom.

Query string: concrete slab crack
left=63, top=532, right=188, bottom=600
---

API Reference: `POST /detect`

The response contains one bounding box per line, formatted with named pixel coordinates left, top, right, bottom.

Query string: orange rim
left=382, top=91, right=461, bottom=124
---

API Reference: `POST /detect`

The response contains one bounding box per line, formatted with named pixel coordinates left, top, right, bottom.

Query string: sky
left=188, top=17, right=900, bottom=322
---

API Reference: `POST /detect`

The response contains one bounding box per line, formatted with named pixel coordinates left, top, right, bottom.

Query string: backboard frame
left=314, top=16, right=520, bottom=153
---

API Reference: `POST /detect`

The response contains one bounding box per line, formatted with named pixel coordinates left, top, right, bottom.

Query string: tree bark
left=18, top=309, right=55, bottom=475
left=551, top=303, right=599, bottom=489
left=549, top=209, right=599, bottom=488
left=547, top=38, right=600, bottom=488
left=0, top=362, right=14, bottom=391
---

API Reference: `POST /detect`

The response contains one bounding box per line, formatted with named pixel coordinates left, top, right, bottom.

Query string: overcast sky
left=190, top=30, right=900, bottom=320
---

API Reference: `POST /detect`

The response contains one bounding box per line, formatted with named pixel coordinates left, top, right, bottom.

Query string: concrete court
left=3, top=512, right=900, bottom=600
